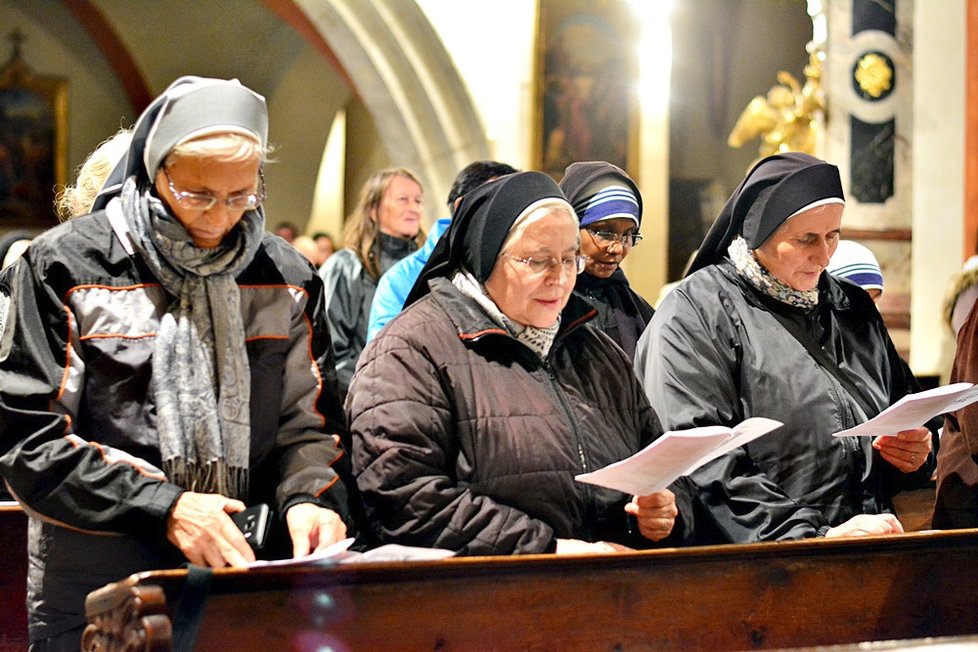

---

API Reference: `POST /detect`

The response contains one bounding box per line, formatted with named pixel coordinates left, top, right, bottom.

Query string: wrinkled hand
left=825, top=513, right=904, bottom=538
left=624, top=489, right=678, bottom=542
left=873, top=427, right=931, bottom=473
left=166, top=492, right=254, bottom=568
left=286, top=503, right=347, bottom=558
left=555, top=538, right=633, bottom=555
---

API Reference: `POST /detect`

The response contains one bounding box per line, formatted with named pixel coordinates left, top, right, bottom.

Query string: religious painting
left=0, top=36, right=67, bottom=228
left=534, top=0, right=639, bottom=180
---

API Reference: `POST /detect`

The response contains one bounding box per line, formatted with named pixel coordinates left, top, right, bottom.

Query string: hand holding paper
left=575, top=417, right=783, bottom=496
left=832, top=382, right=978, bottom=438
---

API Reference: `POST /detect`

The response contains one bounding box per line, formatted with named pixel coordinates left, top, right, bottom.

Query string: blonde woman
left=319, top=167, right=425, bottom=397
left=54, top=127, right=133, bottom=221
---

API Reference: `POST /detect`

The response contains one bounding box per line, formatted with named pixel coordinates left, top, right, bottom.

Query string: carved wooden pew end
left=83, top=581, right=171, bottom=652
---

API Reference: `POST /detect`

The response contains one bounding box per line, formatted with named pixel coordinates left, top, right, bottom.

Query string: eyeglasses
left=162, top=167, right=266, bottom=212
left=585, top=228, right=643, bottom=247
left=500, top=252, right=587, bottom=275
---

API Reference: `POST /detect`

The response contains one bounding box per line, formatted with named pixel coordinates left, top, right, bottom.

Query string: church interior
left=2, top=0, right=978, bottom=649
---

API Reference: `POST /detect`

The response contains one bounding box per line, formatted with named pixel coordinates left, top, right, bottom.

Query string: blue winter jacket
left=366, top=217, right=451, bottom=341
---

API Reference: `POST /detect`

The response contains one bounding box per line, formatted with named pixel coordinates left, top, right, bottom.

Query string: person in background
left=944, top=255, right=978, bottom=338
left=292, top=234, right=324, bottom=267
left=826, top=239, right=884, bottom=303
left=312, top=231, right=336, bottom=264
left=934, top=254, right=978, bottom=528
left=1, top=128, right=133, bottom=355
left=634, top=152, right=934, bottom=544
left=274, top=220, right=299, bottom=243
left=350, top=171, right=692, bottom=555
left=367, top=160, right=517, bottom=342
left=559, top=161, right=653, bottom=359
left=0, top=230, right=32, bottom=272
left=0, top=229, right=30, bottom=384
left=54, top=127, right=134, bottom=222
left=319, top=167, right=424, bottom=399
left=0, top=77, right=351, bottom=649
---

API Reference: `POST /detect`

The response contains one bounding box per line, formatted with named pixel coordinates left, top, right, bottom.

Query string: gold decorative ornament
left=854, top=52, right=893, bottom=99
left=728, top=49, right=824, bottom=157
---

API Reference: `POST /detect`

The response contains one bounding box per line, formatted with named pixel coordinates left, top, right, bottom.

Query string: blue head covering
left=559, top=161, right=642, bottom=229
left=827, top=240, right=883, bottom=293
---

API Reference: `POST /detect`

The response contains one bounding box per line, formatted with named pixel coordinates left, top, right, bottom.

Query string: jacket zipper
left=543, top=358, right=595, bottom=541
left=808, top=309, right=863, bottom=517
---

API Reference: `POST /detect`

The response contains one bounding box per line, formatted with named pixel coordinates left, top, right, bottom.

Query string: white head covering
left=827, top=240, right=883, bottom=293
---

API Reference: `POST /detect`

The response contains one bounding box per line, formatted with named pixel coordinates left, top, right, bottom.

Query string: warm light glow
left=807, top=0, right=827, bottom=46
left=631, top=0, right=674, bottom=113
left=620, top=0, right=673, bottom=300
left=307, top=109, right=346, bottom=242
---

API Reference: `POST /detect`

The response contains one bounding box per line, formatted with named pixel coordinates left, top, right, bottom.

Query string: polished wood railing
left=81, top=528, right=978, bottom=651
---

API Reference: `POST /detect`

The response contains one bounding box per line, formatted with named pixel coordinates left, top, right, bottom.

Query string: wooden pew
left=84, top=528, right=978, bottom=651
left=0, top=504, right=28, bottom=652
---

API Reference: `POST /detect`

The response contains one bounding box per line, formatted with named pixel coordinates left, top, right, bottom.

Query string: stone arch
left=294, top=0, right=491, bottom=206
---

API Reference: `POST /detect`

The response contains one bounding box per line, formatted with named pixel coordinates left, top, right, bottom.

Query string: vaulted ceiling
left=0, top=0, right=489, bottom=223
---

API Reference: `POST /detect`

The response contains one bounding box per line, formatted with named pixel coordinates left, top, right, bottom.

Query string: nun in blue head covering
left=634, top=152, right=935, bottom=545
left=349, top=171, right=693, bottom=556
left=0, top=76, right=352, bottom=648
left=559, top=161, right=654, bottom=360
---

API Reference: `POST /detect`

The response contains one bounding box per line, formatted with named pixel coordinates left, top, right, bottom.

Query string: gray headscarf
left=102, top=77, right=268, bottom=500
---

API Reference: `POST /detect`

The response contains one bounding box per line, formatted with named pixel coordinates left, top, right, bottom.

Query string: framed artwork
left=533, top=0, right=640, bottom=180
left=0, top=34, right=67, bottom=228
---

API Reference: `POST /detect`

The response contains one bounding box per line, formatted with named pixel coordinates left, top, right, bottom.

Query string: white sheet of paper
left=574, top=417, right=783, bottom=496
left=832, top=382, right=978, bottom=437
left=244, top=537, right=355, bottom=569
left=339, top=544, right=456, bottom=564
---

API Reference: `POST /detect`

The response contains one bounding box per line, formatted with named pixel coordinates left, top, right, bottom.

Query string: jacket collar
left=379, top=232, right=418, bottom=258
left=717, top=259, right=854, bottom=313
left=427, top=277, right=597, bottom=345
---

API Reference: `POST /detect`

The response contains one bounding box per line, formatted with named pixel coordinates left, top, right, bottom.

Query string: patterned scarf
left=121, top=177, right=264, bottom=500
left=0, top=292, right=8, bottom=343
left=728, top=235, right=819, bottom=309
left=452, top=270, right=560, bottom=359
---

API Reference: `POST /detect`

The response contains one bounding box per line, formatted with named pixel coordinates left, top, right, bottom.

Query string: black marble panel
left=850, top=116, right=895, bottom=203
left=853, top=0, right=896, bottom=36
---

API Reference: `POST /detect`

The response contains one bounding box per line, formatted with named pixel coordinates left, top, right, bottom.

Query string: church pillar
left=822, top=0, right=914, bottom=354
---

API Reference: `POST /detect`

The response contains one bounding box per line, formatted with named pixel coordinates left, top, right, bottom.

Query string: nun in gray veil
left=0, top=76, right=352, bottom=648
left=634, top=152, right=934, bottom=545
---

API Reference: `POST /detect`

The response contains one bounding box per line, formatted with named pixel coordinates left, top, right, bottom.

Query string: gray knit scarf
left=121, top=177, right=264, bottom=499
left=728, top=236, right=819, bottom=309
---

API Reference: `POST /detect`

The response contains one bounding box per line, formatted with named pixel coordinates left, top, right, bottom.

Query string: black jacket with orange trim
left=0, top=210, right=352, bottom=641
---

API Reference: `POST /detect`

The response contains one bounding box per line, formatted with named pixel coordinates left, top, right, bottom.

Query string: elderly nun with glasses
left=348, top=171, right=692, bottom=556
left=559, top=161, right=653, bottom=360
left=0, top=77, right=352, bottom=649
left=634, top=152, right=935, bottom=545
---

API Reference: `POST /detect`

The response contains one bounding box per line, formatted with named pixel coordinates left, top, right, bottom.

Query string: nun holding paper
left=349, top=171, right=693, bottom=556
left=634, top=152, right=935, bottom=544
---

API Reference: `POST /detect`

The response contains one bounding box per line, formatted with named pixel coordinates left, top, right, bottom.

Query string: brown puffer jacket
left=348, top=277, right=692, bottom=555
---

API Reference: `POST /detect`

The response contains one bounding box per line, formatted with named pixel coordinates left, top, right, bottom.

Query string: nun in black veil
left=634, top=152, right=935, bottom=544
left=348, top=171, right=693, bottom=555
